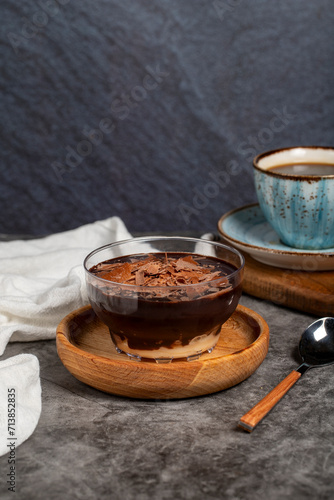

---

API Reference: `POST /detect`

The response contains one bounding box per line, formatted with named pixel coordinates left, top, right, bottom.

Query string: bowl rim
left=83, top=235, right=245, bottom=290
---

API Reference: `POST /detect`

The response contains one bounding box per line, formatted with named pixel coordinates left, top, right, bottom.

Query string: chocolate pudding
left=87, top=252, right=242, bottom=361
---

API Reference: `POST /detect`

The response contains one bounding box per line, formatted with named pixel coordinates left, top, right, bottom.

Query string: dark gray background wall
left=1, top=0, right=334, bottom=236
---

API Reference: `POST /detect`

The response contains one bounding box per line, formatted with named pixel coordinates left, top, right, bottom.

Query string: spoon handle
left=239, top=370, right=302, bottom=432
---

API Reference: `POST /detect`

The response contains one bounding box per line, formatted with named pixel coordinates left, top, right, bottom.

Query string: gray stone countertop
left=1, top=292, right=333, bottom=500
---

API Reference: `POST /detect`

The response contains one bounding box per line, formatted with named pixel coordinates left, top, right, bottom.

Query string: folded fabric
left=0, top=216, right=132, bottom=457
left=0, top=354, right=41, bottom=457
left=0, top=216, right=131, bottom=355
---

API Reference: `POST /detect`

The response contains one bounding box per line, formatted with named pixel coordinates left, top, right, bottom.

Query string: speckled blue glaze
left=220, top=203, right=334, bottom=253
left=254, top=149, right=334, bottom=250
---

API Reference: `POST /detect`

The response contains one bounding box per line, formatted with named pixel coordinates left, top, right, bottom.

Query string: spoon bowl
left=239, top=317, right=334, bottom=432
left=299, top=317, right=334, bottom=369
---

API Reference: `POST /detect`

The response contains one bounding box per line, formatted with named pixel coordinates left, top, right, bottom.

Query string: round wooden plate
left=56, top=305, right=269, bottom=399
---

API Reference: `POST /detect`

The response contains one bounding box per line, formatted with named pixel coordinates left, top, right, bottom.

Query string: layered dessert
left=86, top=252, right=242, bottom=362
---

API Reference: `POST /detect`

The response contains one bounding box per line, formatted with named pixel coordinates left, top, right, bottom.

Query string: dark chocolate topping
left=90, top=253, right=227, bottom=287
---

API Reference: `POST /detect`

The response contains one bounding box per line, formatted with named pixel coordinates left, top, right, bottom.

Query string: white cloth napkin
left=0, top=217, right=132, bottom=457
left=0, top=354, right=41, bottom=457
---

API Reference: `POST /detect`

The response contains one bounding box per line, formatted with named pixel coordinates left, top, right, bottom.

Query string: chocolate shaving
left=174, top=256, right=199, bottom=271
left=135, top=269, right=145, bottom=286
left=97, top=261, right=132, bottom=283
left=92, top=253, right=231, bottom=290
left=142, top=262, right=161, bottom=275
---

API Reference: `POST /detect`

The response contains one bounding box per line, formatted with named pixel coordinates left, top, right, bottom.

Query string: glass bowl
left=84, top=236, right=244, bottom=363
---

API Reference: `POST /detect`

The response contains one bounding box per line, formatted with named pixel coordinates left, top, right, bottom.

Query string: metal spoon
left=239, top=317, right=334, bottom=432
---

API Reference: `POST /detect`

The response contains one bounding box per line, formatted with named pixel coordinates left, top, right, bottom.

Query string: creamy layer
left=111, top=329, right=220, bottom=360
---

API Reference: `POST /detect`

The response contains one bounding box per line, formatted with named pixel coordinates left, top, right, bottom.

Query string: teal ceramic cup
left=254, top=146, right=334, bottom=250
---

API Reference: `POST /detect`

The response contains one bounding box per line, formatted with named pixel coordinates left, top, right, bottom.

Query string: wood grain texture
left=239, top=370, right=302, bottom=432
left=243, top=254, right=334, bottom=316
left=56, top=304, right=269, bottom=400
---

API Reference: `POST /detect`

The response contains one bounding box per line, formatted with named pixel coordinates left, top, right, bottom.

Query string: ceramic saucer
left=217, top=203, right=334, bottom=271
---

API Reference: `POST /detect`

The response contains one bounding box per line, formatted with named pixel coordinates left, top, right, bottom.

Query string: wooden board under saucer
left=56, top=305, right=269, bottom=400
left=243, top=254, right=334, bottom=317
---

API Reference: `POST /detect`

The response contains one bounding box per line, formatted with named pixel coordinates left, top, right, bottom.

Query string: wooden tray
left=56, top=305, right=269, bottom=400
left=243, top=254, right=334, bottom=317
